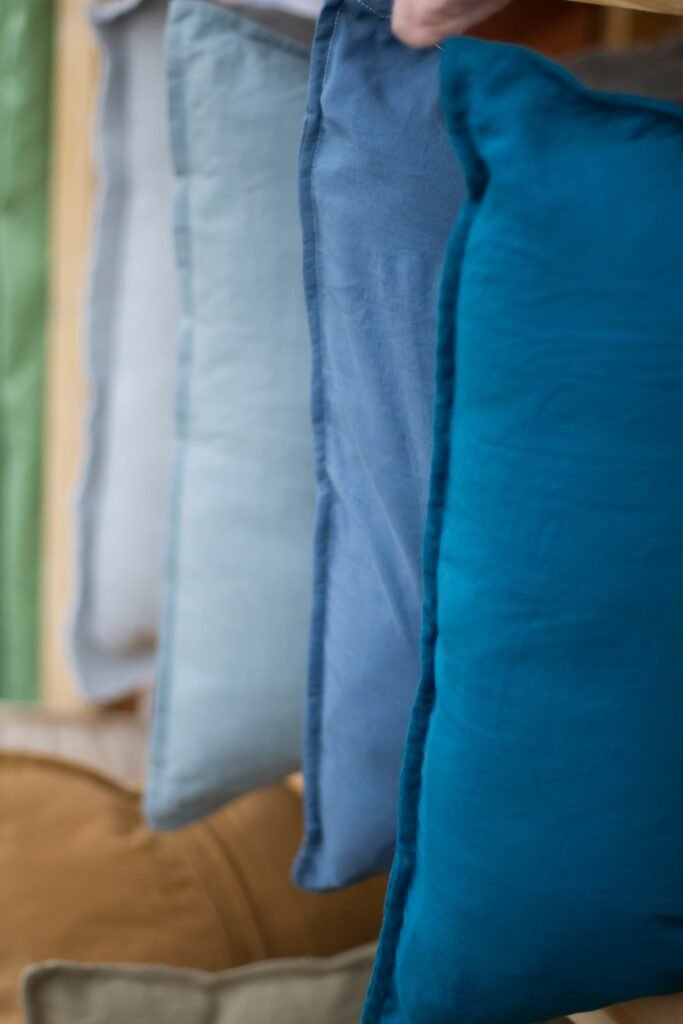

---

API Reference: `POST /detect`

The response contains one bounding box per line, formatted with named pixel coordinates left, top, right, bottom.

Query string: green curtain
left=0, top=0, right=53, bottom=700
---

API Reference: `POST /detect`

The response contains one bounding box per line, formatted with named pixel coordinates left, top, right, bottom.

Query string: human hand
left=391, top=0, right=510, bottom=47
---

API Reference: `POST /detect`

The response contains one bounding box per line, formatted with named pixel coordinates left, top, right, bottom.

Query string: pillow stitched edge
left=292, top=0, right=347, bottom=891
left=145, top=0, right=195, bottom=829
left=360, top=194, right=478, bottom=1024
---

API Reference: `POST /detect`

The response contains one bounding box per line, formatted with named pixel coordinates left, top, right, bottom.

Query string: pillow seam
left=293, top=0, right=346, bottom=889
left=145, top=0, right=195, bottom=824
left=362, top=195, right=480, bottom=1021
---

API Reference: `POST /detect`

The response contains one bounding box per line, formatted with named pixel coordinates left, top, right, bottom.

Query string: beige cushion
left=0, top=705, right=147, bottom=783
left=22, top=945, right=376, bottom=1024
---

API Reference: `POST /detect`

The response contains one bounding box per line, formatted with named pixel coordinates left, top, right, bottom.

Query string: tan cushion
left=0, top=754, right=386, bottom=1024
left=0, top=706, right=147, bottom=784
left=22, top=944, right=376, bottom=1024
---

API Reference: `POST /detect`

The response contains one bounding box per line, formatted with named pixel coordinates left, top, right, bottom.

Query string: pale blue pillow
left=364, top=38, right=683, bottom=1024
left=145, top=0, right=314, bottom=828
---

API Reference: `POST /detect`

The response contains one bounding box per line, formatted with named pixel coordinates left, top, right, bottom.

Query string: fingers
left=391, top=0, right=511, bottom=47
left=391, top=2, right=445, bottom=46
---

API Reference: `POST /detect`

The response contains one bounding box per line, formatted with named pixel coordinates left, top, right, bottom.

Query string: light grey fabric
left=72, top=0, right=177, bottom=702
left=0, top=705, right=147, bottom=784
left=567, top=34, right=683, bottom=103
left=22, top=945, right=377, bottom=1024
left=145, top=2, right=314, bottom=829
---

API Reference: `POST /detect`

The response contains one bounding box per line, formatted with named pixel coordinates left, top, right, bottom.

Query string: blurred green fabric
left=0, top=0, right=53, bottom=700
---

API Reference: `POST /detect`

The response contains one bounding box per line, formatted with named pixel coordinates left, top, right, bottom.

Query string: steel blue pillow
left=296, top=0, right=466, bottom=891
left=364, top=38, right=683, bottom=1024
left=145, top=0, right=314, bottom=829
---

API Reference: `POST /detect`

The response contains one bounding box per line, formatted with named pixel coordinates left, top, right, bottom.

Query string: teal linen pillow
left=364, top=39, right=683, bottom=1024
left=145, top=0, right=314, bottom=828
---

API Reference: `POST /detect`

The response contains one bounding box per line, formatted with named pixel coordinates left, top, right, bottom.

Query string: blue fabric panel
left=296, top=0, right=465, bottom=890
left=145, top=0, right=314, bottom=829
left=364, top=38, right=683, bottom=1024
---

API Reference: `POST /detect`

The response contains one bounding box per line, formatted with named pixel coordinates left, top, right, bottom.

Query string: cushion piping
left=292, top=0, right=346, bottom=891
left=360, top=191, right=478, bottom=1022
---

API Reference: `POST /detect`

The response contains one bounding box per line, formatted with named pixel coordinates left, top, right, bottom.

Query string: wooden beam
left=568, top=0, right=683, bottom=17
left=41, top=0, right=98, bottom=708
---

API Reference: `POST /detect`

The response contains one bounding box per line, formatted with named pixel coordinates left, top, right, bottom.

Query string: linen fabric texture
left=145, top=0, right=315, bottom=829
left=364, top=39, right=683, bottom=1024
left=22, top=945, right=376, bottom=1024
left=0, top=703, right=147, bottom=784
left=0, top=754, right=385, bottom=1024
left=296, top=0, right=466, bottom=891
left=0, top=0, right=52, bottom=701
left=72, top=0, right=177, bottom=702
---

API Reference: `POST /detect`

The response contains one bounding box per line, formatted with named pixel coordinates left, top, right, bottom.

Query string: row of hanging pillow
left=71, top=0, right=683, bottom=1019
